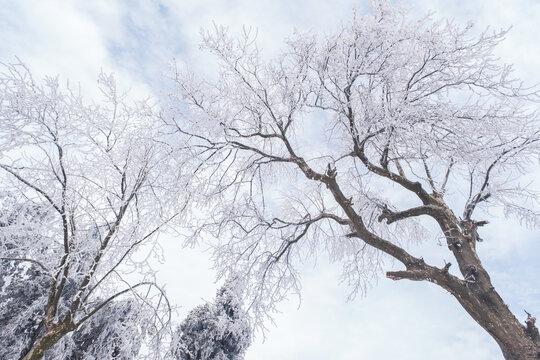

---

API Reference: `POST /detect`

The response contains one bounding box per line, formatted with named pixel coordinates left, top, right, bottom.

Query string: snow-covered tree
left=0, top=256, right=52, bottom=359
left=0, top=246, right=142, bottom=360
left=172, top=278, right=251, bottom=360
left=58, top=299, right=142, bottom=360
left=0, top=200, right=90, bottom=359
left=0, top=63, right=181, bottom=360
left=169, top=2, right=540, bottom=359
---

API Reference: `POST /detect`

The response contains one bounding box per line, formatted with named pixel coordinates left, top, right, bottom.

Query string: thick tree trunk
left=386, top=241, right=540, bottom=359
left=440, top=206, right=540, bottom=359
left=443, top=271, right=539, bottom=360
left=388, top=200, right=540, bottom=360
left=21, top=322, right=72, bottom=360
left=322, top=168, right=540, bottom=359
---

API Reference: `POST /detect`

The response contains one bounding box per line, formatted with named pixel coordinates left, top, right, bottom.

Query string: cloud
left=0, top=1, right=107, bottom=85
left=0, top=0, right=153, bottom=99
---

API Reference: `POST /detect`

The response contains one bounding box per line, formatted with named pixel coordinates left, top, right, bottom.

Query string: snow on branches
left=171, top=277, right=251, bottom=360
left=169, top=2, right=539, bottom=358
left=0, top=63, right=182, bottom=359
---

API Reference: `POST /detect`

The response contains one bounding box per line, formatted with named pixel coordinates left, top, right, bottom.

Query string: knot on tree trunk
left=525, top=310, right=540, bottom=344
left=447, top=236, right=462, bottom=252
left=465, top=265, right=478, bottom=283
left=377, top=205, right=393, bottom=223
left=459, top=219, right=489, bottom=242
left=325, top=163, right=337, bottom=179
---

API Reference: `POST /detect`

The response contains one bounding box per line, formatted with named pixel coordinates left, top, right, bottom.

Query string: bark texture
left=21, top=321, right=73, bottom=360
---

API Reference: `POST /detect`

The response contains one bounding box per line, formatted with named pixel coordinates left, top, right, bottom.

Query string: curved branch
left=1, top=257, right=53, bottom=277
left=354, top=134, right=434, bottom=205
left=271, top=211, right=351, bottom=263
left=0, top=164, right=61, bottom=214
left=386, top=262, right=465, bottom=289
left=464, top=135, right=540, bottom=220
left=74, top=281, right=170, bottom=328
left=377, top=204, right=442, bottom=225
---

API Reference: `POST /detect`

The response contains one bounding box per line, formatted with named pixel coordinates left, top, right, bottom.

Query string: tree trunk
left=444, top=272, right=539, bottom=360
left=386, top=240, right=540, bottom=359
left=441, top=208, right=540, bottom=359
left=21, top=322, right=72, bottom=360
left=325, top=171, right=540, bottom=359
left=389, top=201, right=540, bottom=360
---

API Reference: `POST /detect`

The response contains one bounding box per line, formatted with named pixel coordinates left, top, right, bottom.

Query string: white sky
left=1, top=1, right=539, bottom=359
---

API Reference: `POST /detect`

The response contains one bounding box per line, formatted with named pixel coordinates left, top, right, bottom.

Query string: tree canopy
left=169, top=3, right=540, bottom=358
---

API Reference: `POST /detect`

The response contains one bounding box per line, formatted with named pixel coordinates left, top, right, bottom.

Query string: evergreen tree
left=173, top=278, right=251, bottom=360
left=0, top=261, right=50, bottom=359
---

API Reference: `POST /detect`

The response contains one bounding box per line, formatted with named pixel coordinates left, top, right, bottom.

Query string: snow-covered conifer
left=172, top=278, right=251, bottom=360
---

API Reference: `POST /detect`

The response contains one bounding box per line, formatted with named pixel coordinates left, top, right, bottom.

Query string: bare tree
left=0, top=63, right=181, bottom=359
left=169, top=3, right=540, bottom=359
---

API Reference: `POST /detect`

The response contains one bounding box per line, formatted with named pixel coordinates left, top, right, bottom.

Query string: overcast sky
left=1, top=1, right=539, bottom=359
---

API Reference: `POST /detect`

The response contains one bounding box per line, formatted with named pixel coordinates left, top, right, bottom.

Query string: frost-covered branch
left=170, top=2, right=540, bottom=358
left=0, top=63, right=183, bottom=360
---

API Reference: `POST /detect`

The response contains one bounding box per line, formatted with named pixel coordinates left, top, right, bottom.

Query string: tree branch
left=377, top=204, right=441, bottom=224
left=354, top=135, right=434, bottom=205
left=1, top=257, right=53, bottom=277
left=0, top=164, right=61, bottom=213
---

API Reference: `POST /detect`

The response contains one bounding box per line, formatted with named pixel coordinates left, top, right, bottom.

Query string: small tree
left=172, top=278, right=251, bottom=360
left=170, top=2, right=540, bottom=359
left=0, top=63, right=180, bottom=359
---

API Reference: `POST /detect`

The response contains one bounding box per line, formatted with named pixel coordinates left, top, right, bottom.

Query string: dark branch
left=377, top=204, right=441, bottom=224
